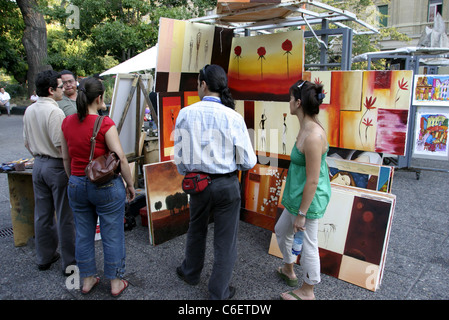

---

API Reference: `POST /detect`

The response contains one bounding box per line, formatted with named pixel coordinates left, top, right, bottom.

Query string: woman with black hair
left=61, top=77, right=135, bottom=297
left=275, top=80, right=331, bottom=300
left=174, top=64, right=256, bottom=300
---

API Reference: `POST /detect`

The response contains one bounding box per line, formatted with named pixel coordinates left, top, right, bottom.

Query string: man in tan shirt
left=23, top=70, right=76, bottom=275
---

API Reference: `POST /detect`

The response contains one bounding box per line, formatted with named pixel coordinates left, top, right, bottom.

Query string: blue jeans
left=67, top=175, right=126, bottom=280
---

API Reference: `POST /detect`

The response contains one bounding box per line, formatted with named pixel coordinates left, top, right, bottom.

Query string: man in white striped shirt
left=174, top=64, right=256, bottom=300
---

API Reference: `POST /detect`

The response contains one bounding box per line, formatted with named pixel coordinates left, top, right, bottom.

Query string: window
left=428, top=0, right=443, bottom=22
left=377, top=5, right=388, bottom=27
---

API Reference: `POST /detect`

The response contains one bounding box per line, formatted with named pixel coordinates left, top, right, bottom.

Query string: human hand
left=127, top=185, right=136, bottom=202
left=293, top=215, right=306, bottom=233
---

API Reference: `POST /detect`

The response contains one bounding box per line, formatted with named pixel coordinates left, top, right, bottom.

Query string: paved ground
left=0, top=114, right=448, bottom=308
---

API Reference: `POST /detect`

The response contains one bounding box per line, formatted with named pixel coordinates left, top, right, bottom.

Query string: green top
left=57, top=95, right=77, bottom=117
left=281, top=145, right=331, bottom=219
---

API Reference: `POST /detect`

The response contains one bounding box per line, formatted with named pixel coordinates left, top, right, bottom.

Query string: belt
left=208, top=171, right=237, bottom=180
left=35, top=155, right=62, bottom=160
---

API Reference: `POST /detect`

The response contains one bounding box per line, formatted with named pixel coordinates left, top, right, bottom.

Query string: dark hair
left=76, top=77, right=105, bottom=121
left=199, top=64, right=235, bottom=110
left=289, top=80, right=325, bottom=116
left=35, top=70, right=61, bottom=97
left=60, top=69, right=75, bottom=78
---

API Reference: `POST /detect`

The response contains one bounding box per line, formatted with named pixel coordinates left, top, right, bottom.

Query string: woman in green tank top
left=275, top=80, right=331, bottom=300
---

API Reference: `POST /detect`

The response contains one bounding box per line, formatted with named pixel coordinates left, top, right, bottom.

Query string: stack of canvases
left=145, top=17, right=413, bottom=291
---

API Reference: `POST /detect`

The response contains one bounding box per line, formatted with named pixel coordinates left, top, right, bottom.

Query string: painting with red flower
left=227, top=30, right=304, bottom=101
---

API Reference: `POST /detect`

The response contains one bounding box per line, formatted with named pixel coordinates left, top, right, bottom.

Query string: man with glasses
left=57, top=70, right=78, bottom=117
left=23, top=70, right=76, bottom=275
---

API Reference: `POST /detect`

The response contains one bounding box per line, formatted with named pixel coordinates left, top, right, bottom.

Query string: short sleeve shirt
left=62, top=114, right=115, bottom=176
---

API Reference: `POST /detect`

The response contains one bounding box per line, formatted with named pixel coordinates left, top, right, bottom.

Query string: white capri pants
left=275, top=208, right=321, bottom=285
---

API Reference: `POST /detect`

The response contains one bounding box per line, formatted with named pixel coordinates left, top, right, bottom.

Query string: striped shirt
left=174, top=96, right=257, bottom=175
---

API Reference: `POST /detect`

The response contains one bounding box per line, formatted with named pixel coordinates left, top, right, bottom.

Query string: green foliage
left=0, top=0, right=27, bottom=84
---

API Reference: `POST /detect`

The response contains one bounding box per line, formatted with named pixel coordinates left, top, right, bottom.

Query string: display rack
left=190, top=0, right=378, bottom=71
left=353, top=47, right=449, bottom=178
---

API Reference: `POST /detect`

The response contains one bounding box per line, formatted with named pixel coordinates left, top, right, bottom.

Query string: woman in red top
left=61, top=77, right=135, bottom=297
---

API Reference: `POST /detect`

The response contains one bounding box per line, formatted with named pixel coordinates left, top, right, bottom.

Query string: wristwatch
left=298, top=210, right=307, bottom=217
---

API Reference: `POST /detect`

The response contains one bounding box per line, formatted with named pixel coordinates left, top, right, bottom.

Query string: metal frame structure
left=353, top=47, right=449, bottom=178
left=190, top=0, right=378, bottom=71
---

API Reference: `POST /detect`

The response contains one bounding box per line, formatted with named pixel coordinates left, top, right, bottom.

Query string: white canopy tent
left=100, top=44, right=158, bottom=76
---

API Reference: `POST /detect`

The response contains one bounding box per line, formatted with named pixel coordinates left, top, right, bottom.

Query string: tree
left=0, top=0, right=27, bottom=84
left=17, top=0, right=52, bottom=96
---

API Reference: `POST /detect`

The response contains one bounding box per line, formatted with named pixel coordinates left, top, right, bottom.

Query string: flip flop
left=280, top=291, right=302, bottom=300
left=81, top=277, right=100, bottom=295
left=280, top=291, right=317, bottom=300
left=277, top=268, right=298, bottom=287
left=111, top=279, right=129, bottom=298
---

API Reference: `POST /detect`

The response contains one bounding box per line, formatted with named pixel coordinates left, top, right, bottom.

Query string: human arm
left=60, top=134, right=71, bottom=177
left=293, top=133, right=324, bottom=232
left=235, top=119, right=257, bottom=171
left=104, top=125, right=135, bottom=201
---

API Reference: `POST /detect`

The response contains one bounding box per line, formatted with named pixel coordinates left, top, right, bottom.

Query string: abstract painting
left=340, top=70, right=412, bottom=153
left=155, top=18, right=233, bottom=93
left=157, top=91, right=200, bottom=162
left=413, top=107, right=449, bottom=160
left=158, top=92, right=182, bottom=162
left=143, top=161, right=190, bottom=245
left=241, top=163, right=288, bottom=230
left=303, top=70, right=413, bottom=155
left=228, top=30, right=304, bottom=101
left=269, top=184, right=396, bottom=291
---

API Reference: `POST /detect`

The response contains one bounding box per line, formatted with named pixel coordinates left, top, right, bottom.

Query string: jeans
left=67, top=175, right=126, bottom=280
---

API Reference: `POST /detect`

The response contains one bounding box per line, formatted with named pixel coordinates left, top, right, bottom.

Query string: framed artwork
left=413, top=74, right=449, bottom=106
left=269, top=184, right=396, bottom=291
left=143, top=161, right=190, bottom=245
left=228, top=29, right=304, bottom=101
left=241, top=163, right=288, bottom=231
left=412, top=106, right=449, bottom=160
left=326, top=157, right=394, bottom=193
left=157, top=91, right=200, bottom=162
left=155, top=18, right=233, bottom=93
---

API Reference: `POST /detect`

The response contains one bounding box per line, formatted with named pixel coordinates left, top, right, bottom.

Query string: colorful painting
left=143, top=161, right=190, bottom=245
left=228, top=30, right=304, bottom=101
left=155, top=18, right=233, bottom=93
left=158, top=93, right=182, bottom=162
left=326, top=157, right=394, bottom=193
left=269, top=184, right=396, bottom=291
left=413, top=74, right=449, bottom=106
left=241, top=163, right=288, bottom=230
left=181, top=22, right=215, bottom=73
left=157, top=91, right=200, bottom=162
left=253, top=101, right=299, bottom=158
left=413, top=107, right=449, bottom=160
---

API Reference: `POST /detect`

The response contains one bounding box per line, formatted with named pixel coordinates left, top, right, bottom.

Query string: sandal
left=111, top=279, right=129, bottom=298
left=280, top=291, right=316, bottom=300
left=277, top=268, right=298, bottom=287
left=81, top=277, right=100, bottom=295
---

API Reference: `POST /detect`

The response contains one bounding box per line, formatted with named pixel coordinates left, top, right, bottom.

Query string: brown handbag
left=85, top=116, right=121, bottom=185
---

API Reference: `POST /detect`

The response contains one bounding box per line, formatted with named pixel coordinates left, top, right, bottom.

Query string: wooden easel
left=114, top=74, right=158, bottom=186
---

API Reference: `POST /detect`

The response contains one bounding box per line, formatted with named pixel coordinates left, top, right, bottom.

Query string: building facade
left=374, top=0, right=449, bottom=50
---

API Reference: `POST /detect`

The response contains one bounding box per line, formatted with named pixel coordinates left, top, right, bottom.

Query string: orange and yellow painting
left=228, top=29, right=304, bottom=101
